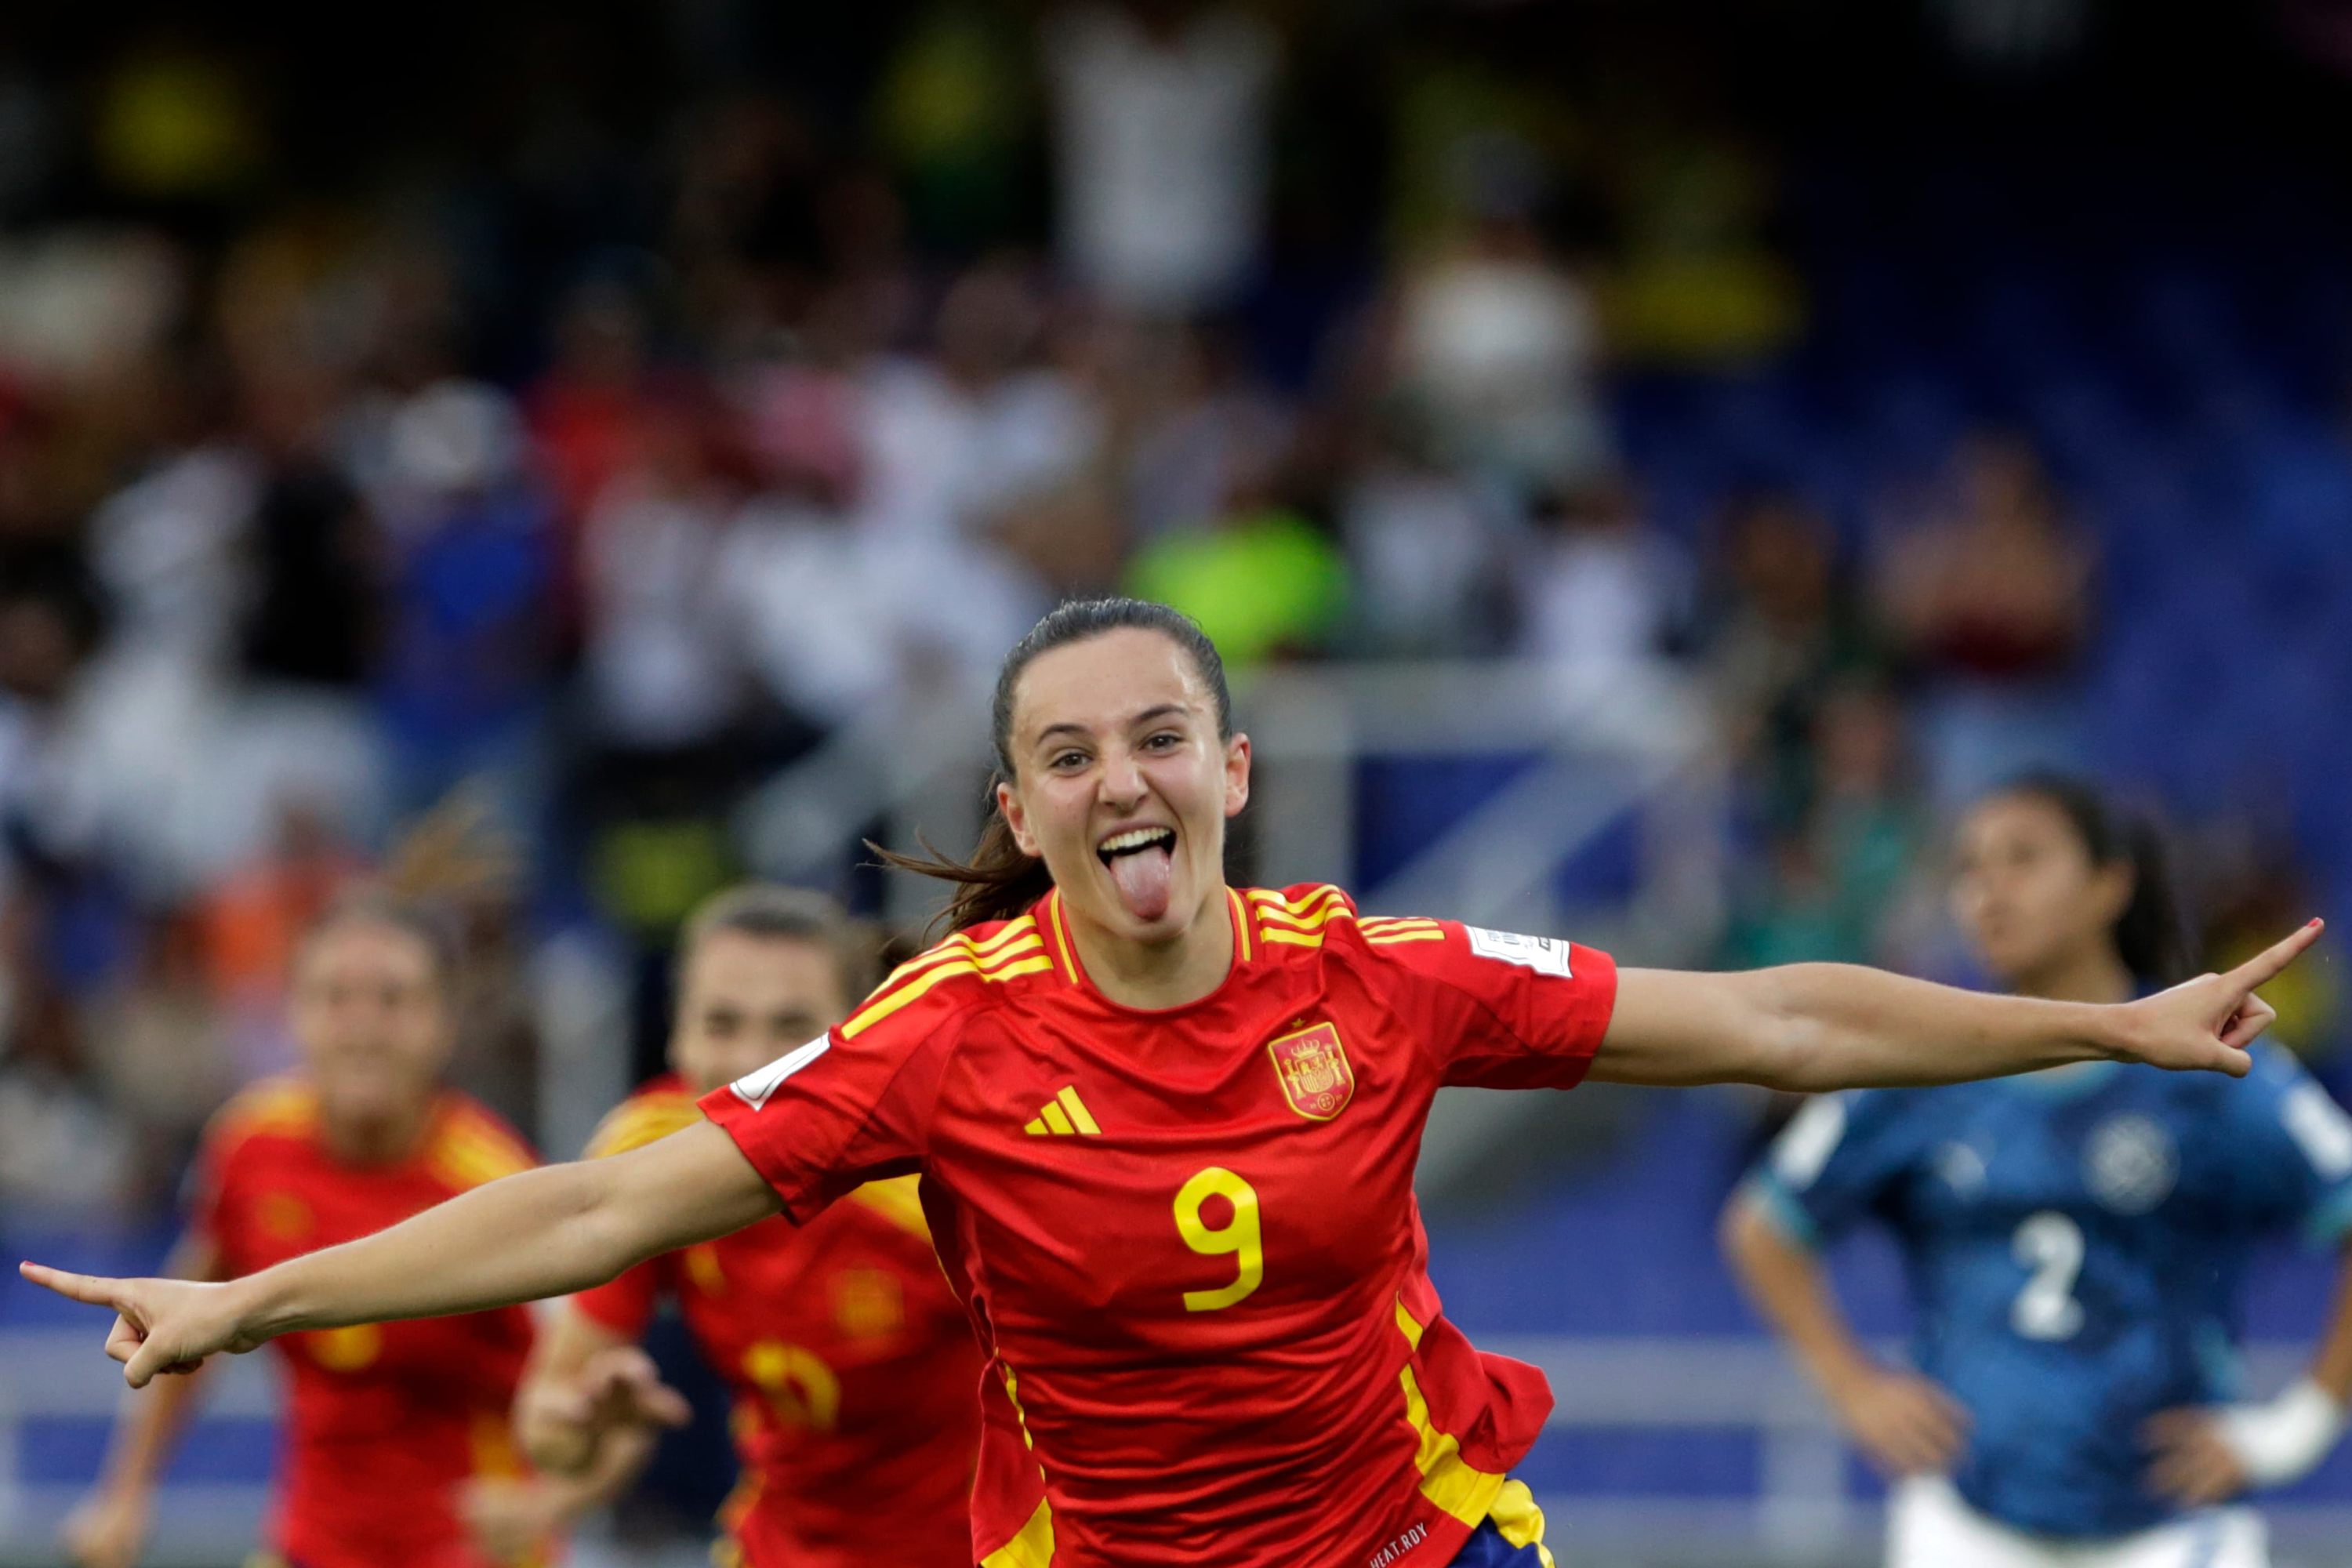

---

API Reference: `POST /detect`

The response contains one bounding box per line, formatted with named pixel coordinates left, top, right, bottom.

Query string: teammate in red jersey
left=25, top=599, right=2318, bottom=1568
left=56, top=895, right=607, bottom=1568
left=511, top=885, right=981, bottom=1567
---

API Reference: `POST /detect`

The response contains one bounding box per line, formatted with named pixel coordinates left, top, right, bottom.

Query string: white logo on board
left=2084, top=1113, right=2176, bottom=1214
left=731, top=1035, right=832, bottom=1111
left=1465, top=927, right=1574, bottom=978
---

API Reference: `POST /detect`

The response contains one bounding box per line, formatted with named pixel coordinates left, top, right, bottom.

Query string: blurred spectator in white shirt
left=1392, top=134, right=1610, bottom=492
left=1339, top=408, right=1515, bottom=657
left=578, top=393, right=747, bottom=752
left=1044, top=0, right=1278, bottom=316
left=1516, top=477, right=1692, bottom=676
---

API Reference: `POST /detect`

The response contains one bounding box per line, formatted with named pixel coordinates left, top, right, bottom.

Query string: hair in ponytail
left=1997, top=772, right=2192, bottom=987
left=873, top=597, right=1232, bottom=938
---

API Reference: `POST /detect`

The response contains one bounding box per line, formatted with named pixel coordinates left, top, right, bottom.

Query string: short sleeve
left=698, top=980, right=964, bottom=1225
left=1364, top=920, right=1619, bottom=1090
left=1745, top=1090, right=1932, bottom=1248
left=2217, top=1044, right=2352, bottom=1246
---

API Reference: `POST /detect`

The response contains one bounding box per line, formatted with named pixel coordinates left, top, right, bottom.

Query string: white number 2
left=2010, top=1211, right=2085, bottom=1341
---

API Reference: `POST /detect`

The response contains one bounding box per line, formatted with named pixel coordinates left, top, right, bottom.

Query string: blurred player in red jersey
left=26, top=600, right=2319, bottom=1568
left=510, top=884, right=981, bottom=1566
left=57, top=893, right=612, bottom=1568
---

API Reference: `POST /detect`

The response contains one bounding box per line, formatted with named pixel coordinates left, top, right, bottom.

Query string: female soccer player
left=57, top=892, right=608, bottom=1568
left=23, top=601, right=2321, bottom=1568
left=512, top=884, right=982, bottom=1567
left=1722, top=777, right=2352, bottom=1568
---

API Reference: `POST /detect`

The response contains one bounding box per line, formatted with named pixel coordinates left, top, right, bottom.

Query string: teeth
left=1099, top=827, right=1174, bottom=855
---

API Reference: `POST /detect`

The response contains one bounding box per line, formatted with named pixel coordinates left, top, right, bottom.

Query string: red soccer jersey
left=191, top=1078, right=543, bottom=1568
left=573, top=1077, right=982, bottom=1568
left=701, top=884, right=1618, bottom=1568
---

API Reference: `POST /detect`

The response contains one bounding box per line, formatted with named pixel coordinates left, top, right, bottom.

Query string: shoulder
left=201, top=1076, right=321, bottom=1167
left=839, top=910, right=1057, bottom=1044
left=1236, top=884, right=1442, bottom=961
left=586, top=1077, right=704, bottom=1160
left=422, top=1094, right=539, bottom=1192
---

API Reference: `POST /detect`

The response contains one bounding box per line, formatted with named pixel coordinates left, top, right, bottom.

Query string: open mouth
left=1097, top=826, right=1176, bottom=866
left=1096, top=826, right=1177, bottom=922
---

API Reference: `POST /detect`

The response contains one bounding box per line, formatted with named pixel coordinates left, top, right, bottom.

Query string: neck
left=2013, top=943, right=2136, bottom=1006
left=318, top=1098, right=436, bottom=1166
left=1066, top=886, right=1235, bottom=1010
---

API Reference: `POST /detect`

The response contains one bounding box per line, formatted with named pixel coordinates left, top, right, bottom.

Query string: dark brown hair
left=296, top=889, right=462, bottom=995
left=1991, top=772, right=2192, bottom=987
left=677, top=883, right=884, bottom=1010
left=873, top=597, right=1233, bottom=937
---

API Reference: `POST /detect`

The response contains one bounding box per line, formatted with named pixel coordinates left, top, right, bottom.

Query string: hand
left=17, top=1263, right=267, bottom=1387
left=1827, top=1363, right=1970, bottom=1478
left=60, top=1486, right=151, bottom=1568
left=2111, top=920, right=2322, bottom=1077
left=517, top=1345, right=691, bottom=1475
left=459, top=1478, right=568, bottom=1566
left=2143, top=1407, right=2251, bottom=1507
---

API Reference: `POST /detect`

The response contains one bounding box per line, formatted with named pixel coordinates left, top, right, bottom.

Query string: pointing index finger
left=2227, top=919, right=2324, bottom=992
left=17, top=1261, right=125, bottom=1309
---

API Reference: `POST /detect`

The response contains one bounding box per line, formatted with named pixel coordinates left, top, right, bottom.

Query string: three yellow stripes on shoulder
left=1025, top=1085, right=1102, bottom=1137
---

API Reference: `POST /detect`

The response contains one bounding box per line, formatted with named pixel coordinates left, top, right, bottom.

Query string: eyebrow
left=1035, top=704, right=1189, bottom=746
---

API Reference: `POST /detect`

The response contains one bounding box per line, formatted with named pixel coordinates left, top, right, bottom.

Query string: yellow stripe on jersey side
left=981, top=1496, right=1054, bottom=1568
left=842, top=949, right=1053, bottom=1038
left=1392, top=1299, right=1509, bottom=1530
left=983, top=1364, right=1056, bottom=1568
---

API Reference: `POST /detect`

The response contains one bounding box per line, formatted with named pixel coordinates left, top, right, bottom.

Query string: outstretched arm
left=1720, top=1192, right=1967, bottom=1477
left=20, top=1120, right=780, bottom=1388
left=1594, top=920, right=2319, bottom=1091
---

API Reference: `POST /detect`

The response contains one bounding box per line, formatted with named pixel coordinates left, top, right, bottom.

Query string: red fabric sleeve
left=697, top=982, right=962, bottom=1224
left=572, top=1257, right=664, bottom=1338
left=1368, top=921, right=1619, bottom=1090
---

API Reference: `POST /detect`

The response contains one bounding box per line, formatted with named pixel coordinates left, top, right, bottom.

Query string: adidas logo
left=1024, top=1085, right=1102, bottom=1137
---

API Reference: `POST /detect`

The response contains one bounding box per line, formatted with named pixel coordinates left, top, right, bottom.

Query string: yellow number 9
left=1173, top=1167, right=1263, bottom=1312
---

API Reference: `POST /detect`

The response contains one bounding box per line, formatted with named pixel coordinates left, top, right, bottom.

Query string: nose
left=1098, top=742, right=1147, bottom=808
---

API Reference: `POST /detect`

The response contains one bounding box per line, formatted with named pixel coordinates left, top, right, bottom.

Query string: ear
left=1222, top=732, right=1252, bottom=819
left=997, top=776, right=1042, bottom=858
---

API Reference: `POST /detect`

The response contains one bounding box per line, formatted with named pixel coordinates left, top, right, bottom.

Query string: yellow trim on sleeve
left=1365, top=930, right=1449, bottom=946
left=1260, top=929, right=1327, bottom=949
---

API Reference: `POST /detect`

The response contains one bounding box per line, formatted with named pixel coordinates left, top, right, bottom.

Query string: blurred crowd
left=0, top=0, right=2339, bottom=1219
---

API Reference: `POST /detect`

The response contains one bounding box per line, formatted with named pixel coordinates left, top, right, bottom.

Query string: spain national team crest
left=1269, top=1022, right=1355, bottom=1121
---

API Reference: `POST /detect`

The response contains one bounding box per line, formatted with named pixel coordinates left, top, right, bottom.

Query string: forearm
left=236, top=1163, right=648, bottom=1340
left=1730, top=965, right=2119, bottom=1092
left=1722, top=1193, right=1878, bottom=1397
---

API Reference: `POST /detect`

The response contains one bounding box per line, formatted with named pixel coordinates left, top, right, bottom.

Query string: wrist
left=230, top=1265, right=307, bottom=1342
left=2219, top=1377, right=2347, bottom=1487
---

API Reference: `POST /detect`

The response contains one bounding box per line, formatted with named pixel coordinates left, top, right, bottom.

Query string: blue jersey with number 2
left=1751, top=1044, right=2352, bottom=1538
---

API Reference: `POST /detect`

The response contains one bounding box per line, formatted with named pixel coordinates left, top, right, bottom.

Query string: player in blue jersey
left=1724, top=775, right=2352, bottom=1568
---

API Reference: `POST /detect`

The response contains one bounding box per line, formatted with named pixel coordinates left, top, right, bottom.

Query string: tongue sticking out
left=1107, top=843, right=1175, bottom=923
